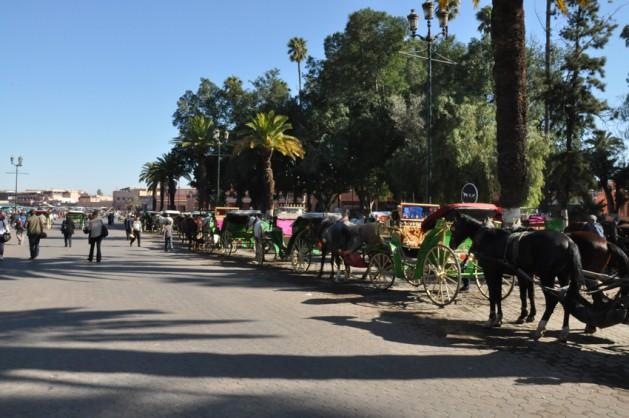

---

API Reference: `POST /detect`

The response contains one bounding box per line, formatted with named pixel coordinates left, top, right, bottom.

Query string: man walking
left=129, top=216, right=142, bottom=247
left=0, top=210, right=11, bottom=261
left=26, top=209, right=45, bottom=260
left=61, top=214, right=76, bottom=248
left=86, top=210, right=106, bottom=262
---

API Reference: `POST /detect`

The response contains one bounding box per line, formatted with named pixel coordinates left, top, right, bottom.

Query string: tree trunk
left=262, top=151, right=275, bottom=215
left=602, top=178, right=615, bottom=215
left=168, top=179, right=177, bottom=210
left=491, top=0, right=528, bottom=224
left=151, top=188, right=157, bottom=212
left=297, top=61, right=302, bottom=106
left=159, top=181, right=165, bottom=211
left=197, top=156, right=208, bottom=210
left=544, top=0, right=552, bottom=140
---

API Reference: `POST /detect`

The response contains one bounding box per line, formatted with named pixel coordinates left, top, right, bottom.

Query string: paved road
left=0, top=224, right=627, bottom=417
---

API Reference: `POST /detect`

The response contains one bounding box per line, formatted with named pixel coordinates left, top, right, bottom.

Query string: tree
left=490, top=0, right=529, bottom=224
left=546, top=0, right=616, bottom=209
left=287, top=37, right=308, bottom=105
left=96, top=189, right=103, bottom=196
left=233, top=111, right=305, bottom=213
left=586, top=130, right=625, bottom=214
left=156, top=151, right=186, bottom=210
left=174, top=114, right=216, bottom=210
left=139, top=162, right=159, bottom=211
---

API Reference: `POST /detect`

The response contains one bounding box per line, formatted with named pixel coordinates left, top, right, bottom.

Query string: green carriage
left=219, top=210, right=261, bottom=256
left=66, top=210, right=87, bottom=230
left=362, top=203, right=513, bottom=306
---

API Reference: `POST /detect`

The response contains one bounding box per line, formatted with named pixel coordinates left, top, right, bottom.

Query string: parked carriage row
left=151, top=203, right=523, bottom=308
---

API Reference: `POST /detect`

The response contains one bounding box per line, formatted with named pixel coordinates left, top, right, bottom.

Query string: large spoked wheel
left=474, top=268, right=516, bottom=301
left=220, top=231, right=233, bottom=256
left=255, top=239, right=265, bottom=265
left=422, top=244, right=462, bottom=307
left=291, top=238, right=312, bottom=273
left=366, top=253, right=396, bottom=291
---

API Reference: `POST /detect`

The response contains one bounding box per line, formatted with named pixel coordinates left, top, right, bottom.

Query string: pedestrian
left=86, top=210, right=106, bottom=262
left=129, top=216, right=142, bottom=247
left=124, top=216, right=131, bottom=240
left=586, top=214, right=605, bottom=239
left=0, top=210, right=11, bottom=261
left=14, top=210, right=26, bottom=246
left=163, top=218, right=173, bottom=252
left=26, top=209, right=45, bottom=260
left=61, top=214, right=76, bottom=248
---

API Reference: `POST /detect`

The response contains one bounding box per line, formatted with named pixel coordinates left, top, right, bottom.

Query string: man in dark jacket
left=61, top=214, right=76, bottom=248
left=26, top=209, right=45, bottom=260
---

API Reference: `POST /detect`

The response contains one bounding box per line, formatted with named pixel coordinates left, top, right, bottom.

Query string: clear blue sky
left=1, top=0, right=627, bottom=194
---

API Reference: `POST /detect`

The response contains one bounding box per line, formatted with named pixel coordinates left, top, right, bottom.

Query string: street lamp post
left=407, top=3, right=449, bottom=203
left=213, top=129, right=229, bottom=206
left=9, top=156, right=23, bottom=214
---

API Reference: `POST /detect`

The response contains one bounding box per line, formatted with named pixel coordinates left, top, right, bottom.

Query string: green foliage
left=543, top=0, right=617, bottom=209
left=234, top=111, right=304, bottom=160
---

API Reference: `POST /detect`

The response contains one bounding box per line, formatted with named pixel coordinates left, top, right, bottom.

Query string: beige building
left=78, top=193, right=113, bottom=208
left=113, top=187, right=153, bottom=210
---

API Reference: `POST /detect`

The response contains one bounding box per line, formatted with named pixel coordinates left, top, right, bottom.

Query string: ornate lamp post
left=9, top=156, right=23, bottom=213
left=407, top=2, right=449, bottom=203
left=212, top=129, right=229, bottom=206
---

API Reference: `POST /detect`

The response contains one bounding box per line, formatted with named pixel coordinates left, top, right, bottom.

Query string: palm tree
left=490, top=0, right=529, bottom=224
left=287, top=37, right=308, bottom=105
left=139, top=162, right=160, bottom=210
left=174, top=114, right=215, bottom=210
left=233, top=111, right=305, bottom=213
left=158, top=150, right=187, bottom=210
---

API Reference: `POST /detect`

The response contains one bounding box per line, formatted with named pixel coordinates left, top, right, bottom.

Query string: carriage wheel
left=474, top=267, right=515, bottom=301
left=291, top=238, right=312, bottom=273
left=422, top=244, right=461, bottom=307
left=255, top=239, right=265, bottom=265
left=220, top=231, right=233, bottom=256
left=366, top=253, right=396, bottom=291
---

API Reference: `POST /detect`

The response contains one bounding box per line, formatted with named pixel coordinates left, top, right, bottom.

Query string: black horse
left=317, top=219, right=383, bottom=281
left=515, top=230, right=629, bottom=332
left=449, top=213, right=585, bottom=341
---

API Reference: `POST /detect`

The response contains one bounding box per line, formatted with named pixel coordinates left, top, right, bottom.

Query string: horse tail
left=607, top=241, right=629, bottom=277
left=567, top=237, right=586, bottom=287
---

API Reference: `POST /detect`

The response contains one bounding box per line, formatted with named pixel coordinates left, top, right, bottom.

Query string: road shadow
left=0, top=307, right=270, bottom=344
left=309, top=311, right=629, bottom=390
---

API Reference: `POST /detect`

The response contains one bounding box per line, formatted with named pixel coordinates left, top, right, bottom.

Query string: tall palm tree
left=158, top=150, right=187, bottom=210
left=174, top=114, right=215, bottom=210
left=233, top=111, right=305, bottom=213
left=287, top=37, right=308, bottom=105
left=490, top=0, right=528, bottom=224
left=139, top=162, right=160, bottom=210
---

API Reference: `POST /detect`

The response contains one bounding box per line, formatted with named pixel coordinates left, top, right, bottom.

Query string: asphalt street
left=0, top=224, right=627, bottom=418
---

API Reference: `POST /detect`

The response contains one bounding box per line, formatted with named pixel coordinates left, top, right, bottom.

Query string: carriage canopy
left=421, top=203, right=502, bottom=232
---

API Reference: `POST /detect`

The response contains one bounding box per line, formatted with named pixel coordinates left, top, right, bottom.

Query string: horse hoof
left=584, top=324, right=597, bottom=334
left=559, top=329, right=569, bottom=343
left=483, top=319, right=495, bottom=328
left=526, top=315, right=536, bottom=323
left=531, top=329, right=544, bottom=340
left=515, top=316, right=526, bottom=325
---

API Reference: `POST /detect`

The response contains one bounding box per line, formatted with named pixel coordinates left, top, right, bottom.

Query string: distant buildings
left=78, top=192, right=113, bottom=208
left=112, top=187, right=153, bottom=210
left=0, top=188, right=83, bottom=207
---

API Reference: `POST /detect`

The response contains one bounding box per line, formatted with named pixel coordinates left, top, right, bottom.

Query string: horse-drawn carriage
left=219, top=210, right=261, bottom=256
left=286, top=212, right=342, bottom=272
left=67, top=210, right=86, bottom=229
left=337, top=203, right=506, bottom=306
left=214, top=207, right=239, bottom=231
